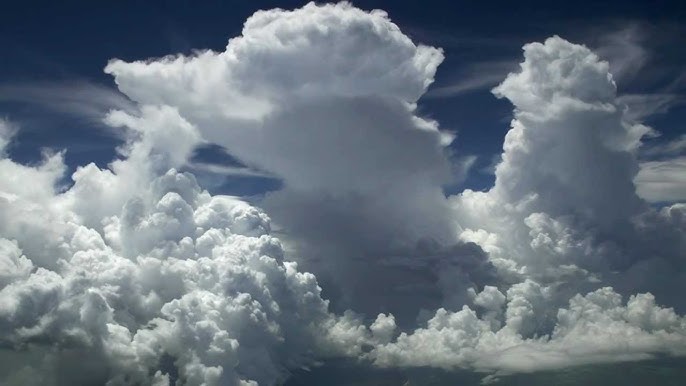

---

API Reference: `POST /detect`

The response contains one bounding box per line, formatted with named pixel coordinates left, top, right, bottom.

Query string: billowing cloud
left=1, top=2, right=686, bottom=385
left=0, top=117, right=376, bottom=385
left=372, top=286, right=686, bottom=380
left=452, top=36, right=657, bottom=283
left=370, top=36, right=686, bottom=380
left=104, top=1, right=451, bottom=217
left=103, top=1, right=485, bottom=320
left=0, top=3, right=459, bottom=383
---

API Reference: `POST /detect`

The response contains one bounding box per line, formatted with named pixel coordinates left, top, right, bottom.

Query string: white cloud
left=424, top=60, right=518, bottom=99
left=101, top=16, right=686, bottom=384
left=104, top=2, right=448, bottom=195
left=451, top=36, right=655, bottom=282
left=1, top=3, right=686, bottom=384
left=642, top=134, right=686, bottom=157
left=103, top=1, right=477, bottom=320
left=366, top=35, right=686, bottom=380
left=635, top=157, right=686, bottom=202
left=1, top=12, right=405, bottom=379
left=594, top=24, right=649, bottom=83
left=617, top=93, right=685, bottom=121
left=371, top=286, right=686, bottom=380
left=0, top=81, right=136, bottom=133
left=0, top=4, right=460, bottom=383
left=0, top=146, right=372, bottom=385
left=0, top=119, right=17, bottom=155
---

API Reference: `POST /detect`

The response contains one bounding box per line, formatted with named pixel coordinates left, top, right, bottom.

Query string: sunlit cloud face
left=1, top=2, right=685, bottom=386
left=104, top=2, right=479, bottom=321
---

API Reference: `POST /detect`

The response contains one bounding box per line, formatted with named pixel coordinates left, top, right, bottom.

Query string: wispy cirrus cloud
left=186, top=161, right=274, bottom=179
left=0, top=80, right=135, bottom=131
left=641, top=134, right=686, bottom=157
left=594, top=24, right=650, bottom=83
left=618, top=93, right=685, bottom=121
left=588, top=23, right=686, bottom=122
left=424, top=60, right=517, bottom=99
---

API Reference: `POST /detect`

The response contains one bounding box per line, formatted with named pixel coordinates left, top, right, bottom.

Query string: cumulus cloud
left=0, top=124, right=374, bottom=385
left=372, top=286, right=686, bottom=379
left=103, top=1, right=488, bottom=320
left=104, top=1, right=450, bottom=206
left=2, top=2, right=686, bottom=385
left=0, top=4, right=468, bottom=383
left=367, top=35, right=686, bottom=380
left=452, top=36, right=655, bottom=281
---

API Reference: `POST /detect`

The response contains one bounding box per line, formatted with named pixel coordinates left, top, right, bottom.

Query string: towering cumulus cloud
left=2, top=2, right=686, bottom=385
left=371, top=36, right=686, bottom=379
left=452, top=36, right=686, bottom=301
left=104, top=2, right=484, bottom=321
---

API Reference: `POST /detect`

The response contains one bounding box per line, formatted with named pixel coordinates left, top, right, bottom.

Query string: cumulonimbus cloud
left=104, top=1, right=482, bottom=320
left=1, top=2, right=686, bottom=386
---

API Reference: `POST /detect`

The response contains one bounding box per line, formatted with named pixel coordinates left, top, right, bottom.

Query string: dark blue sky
left=2, top=0, right=685, bottom=195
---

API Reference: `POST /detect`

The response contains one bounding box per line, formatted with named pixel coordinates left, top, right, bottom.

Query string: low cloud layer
left=1, top=2, right=686, bottom=385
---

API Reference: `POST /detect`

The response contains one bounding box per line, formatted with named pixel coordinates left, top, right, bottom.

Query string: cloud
left=450, top=36, right=685, bottom=297
left=104, top=2, right=448, bottom=193
left=0, top=118, right=373, bottom=385
left=617, top=93, right=685, bottom=121
left=424, top=60, right=518, bottom=99
left=635, top=157, right=686, bottom=202
left=103, top=1, right=488, bottom=321
left=0, top=118, right=18, bottom=155
left=594, top=24, right=649, bottom=83
left=0, top=81, right=136, bottom=131
left=635, top=123, right=686, bottom=205
left=455, top=36, right=648, bottom=240
left=371, top=286, right=686, bottom=378
left=0, top=3, right=460, bottom=384
left=185, top=162, right=273, bottom=180
left=100, top=19, right=686, bottom=381
left=367, top=35, right=686, bottom=381
left=2, top=3, right=686, bottom=385
left=641, top=134, right=686, bottom=157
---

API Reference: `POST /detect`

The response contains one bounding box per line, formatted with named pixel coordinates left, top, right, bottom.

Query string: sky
left=1, top=1, right=686, bottom=385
